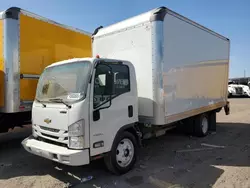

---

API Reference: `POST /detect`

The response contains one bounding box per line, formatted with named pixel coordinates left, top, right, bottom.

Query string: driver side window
left=93, top=63, right=130, bottom=109
left=93, top=64, right=112, bottom=109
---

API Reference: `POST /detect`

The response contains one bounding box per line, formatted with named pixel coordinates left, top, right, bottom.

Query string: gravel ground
left=0, top=98, right=250, bottom=188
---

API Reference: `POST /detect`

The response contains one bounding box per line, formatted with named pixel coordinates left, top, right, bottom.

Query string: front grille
left=40, top=126, right=60, bottom=133
left=37, top=136, right=68, bottom=148
left=235, top=87, right=243, bottom=94
left=41, top=133, right=59, bottom=140
left=33, top=125, right=68, bottom=145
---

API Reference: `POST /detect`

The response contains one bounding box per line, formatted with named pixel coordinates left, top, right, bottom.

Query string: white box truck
left=228, top=80, right=250, bottom=97
left=22, top=6, right=230, bottom=175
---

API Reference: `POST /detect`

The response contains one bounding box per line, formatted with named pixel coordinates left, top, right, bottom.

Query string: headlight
left=244, top=87, right=249, bottom=91
left=229, top=87, right=235, bottom=91
left=32, top=124, right=38, bottom=138
left=68, top=120, right=84, bottom=136
left=68, top=120, right=85, bottom=149
left=69, top=136, right=84, bottom=149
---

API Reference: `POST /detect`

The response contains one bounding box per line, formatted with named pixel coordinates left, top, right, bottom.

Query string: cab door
left=89, top=61, right=135, bottom=156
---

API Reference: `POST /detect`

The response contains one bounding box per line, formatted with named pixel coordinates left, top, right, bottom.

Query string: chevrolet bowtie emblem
left=44, top=118, right=51, bottom=124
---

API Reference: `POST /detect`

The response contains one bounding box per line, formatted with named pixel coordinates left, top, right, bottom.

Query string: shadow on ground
left=0, top=125, right=31, bottom=144
left=0, top=122, right=250, bottom=188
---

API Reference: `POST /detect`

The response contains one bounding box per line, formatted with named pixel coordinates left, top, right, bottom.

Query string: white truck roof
left=47, top=57, right=134, bottom=68
left=47, top=58, right=95, bottom=68
left=94, top=6, right=229, bottom=41
left=94, top=9, right=154, bottom=38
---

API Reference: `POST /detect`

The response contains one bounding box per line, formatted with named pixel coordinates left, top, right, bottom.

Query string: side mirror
left=105, top=71, right=114, bottom=96
left=93, top=64, right=114, bottom=122
left=95, top=63, right=114, bottom=96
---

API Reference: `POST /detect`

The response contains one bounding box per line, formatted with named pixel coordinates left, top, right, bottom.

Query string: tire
left=104, top=131, right=138, bottom=175
left=0, top=126, right=9, bottom=133
left=194, top=113, right=209, bottom=137
left=0, top=114, right=9, bottom=133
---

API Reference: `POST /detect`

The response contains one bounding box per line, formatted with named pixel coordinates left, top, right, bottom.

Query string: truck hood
left=229, top=84, right=248, bottom=88
left=32, top=103, right=69, bottom=131
left=229, top=84, right=241, bottom=87
left=228, top=84, right=250, bottom=93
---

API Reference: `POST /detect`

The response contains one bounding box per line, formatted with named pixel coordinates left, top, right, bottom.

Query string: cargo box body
left=93, top=7, right=230, bottom=125
left=0, top=7, right=92, bottom=114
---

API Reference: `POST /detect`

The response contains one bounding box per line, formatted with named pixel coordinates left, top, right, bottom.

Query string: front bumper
left=230, top=90, right=250, bottom=97
left=22, top=136, right=90, bottom=166
left=243, top=91, right=250, bottom=96
left=231, top=93, right=250, bottom=96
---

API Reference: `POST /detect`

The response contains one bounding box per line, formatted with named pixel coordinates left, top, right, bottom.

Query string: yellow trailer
left=0, top=7, right=92, bottom=133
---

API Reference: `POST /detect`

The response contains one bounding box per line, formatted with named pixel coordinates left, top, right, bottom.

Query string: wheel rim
left=116, top=138, right=134, bottom=168
left=201, top=116, right=208, bottom=134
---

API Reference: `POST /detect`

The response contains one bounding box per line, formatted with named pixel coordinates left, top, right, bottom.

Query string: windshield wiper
left=35, top=98, right=46, bottom=107
left=49, top=98, right=72, bottom=109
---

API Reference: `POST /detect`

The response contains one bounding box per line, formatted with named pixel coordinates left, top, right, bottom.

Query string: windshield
left=36, top=61, right=91, bottom=103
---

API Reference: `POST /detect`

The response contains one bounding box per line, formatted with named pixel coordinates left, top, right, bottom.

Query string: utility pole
left=244, top=69, right=246, bottom=77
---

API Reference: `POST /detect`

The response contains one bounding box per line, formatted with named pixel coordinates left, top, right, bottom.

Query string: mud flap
left=209, top=111, right=216, bottom=132
left=224, top=101, right=230, bottom=115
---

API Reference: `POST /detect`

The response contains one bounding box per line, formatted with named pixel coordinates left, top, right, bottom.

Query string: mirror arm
left=96, top=96, right=112, bottom=111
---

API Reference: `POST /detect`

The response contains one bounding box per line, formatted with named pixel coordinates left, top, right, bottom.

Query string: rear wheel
left=104, top=131, right=138, bottom=175
left=194, top=113, right=209, bottom=137
left=0, top=126, right=9, bottom=133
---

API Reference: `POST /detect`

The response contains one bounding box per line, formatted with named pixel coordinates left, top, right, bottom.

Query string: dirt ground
left=0, top=98, right=250, bottom=188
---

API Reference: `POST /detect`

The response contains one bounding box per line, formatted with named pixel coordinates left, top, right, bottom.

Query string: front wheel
left=104, top=131, right=138, bottom=175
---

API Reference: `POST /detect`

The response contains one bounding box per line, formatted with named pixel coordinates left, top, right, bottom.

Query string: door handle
left=93, top=110, right=100, bottom=121
left=128, top=105, right=133, bottom=117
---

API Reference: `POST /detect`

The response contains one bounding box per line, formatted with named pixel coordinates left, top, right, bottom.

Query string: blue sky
left=0, top=0, right=249, bottom=78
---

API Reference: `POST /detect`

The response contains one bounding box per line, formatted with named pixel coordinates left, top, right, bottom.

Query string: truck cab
left=228, top=80, right=250, bottom=97
left=22, top=57, right=139, bottom=174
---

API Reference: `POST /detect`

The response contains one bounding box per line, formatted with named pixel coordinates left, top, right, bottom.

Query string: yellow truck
left=0, top=7, right=92, bottom=133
